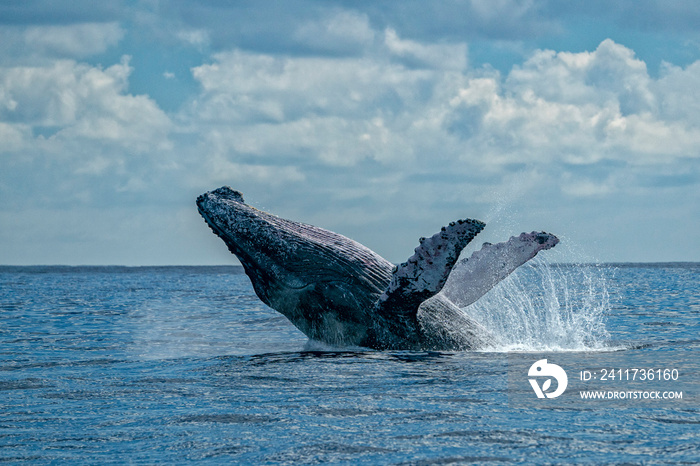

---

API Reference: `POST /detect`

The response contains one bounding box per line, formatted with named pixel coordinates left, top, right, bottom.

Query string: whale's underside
left=197, top=187, right=559, bottom=350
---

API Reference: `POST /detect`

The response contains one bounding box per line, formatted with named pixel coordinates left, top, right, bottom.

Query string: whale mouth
left=196, top=189, right=263, bottom=279
left=196, top=196, right=230, bottom=243
left=196, top=187, right=246, bottom=222
left=196, top=188, right=333, bottom=294
left=196, top=187, right=253, bottom=243
left=196, top=203, right=226, bottom=240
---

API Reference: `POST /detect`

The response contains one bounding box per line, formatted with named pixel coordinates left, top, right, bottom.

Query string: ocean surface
left=1, top=263, right=698, bottom=464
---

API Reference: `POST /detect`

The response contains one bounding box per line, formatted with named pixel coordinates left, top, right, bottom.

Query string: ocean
left=1, top=263, right=698, bottom=464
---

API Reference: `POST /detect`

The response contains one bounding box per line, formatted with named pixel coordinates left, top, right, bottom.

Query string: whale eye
left=537, top=366, right=542, bottom=371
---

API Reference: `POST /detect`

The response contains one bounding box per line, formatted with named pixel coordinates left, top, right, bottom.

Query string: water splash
left=463, top=258, right=612, bottom=352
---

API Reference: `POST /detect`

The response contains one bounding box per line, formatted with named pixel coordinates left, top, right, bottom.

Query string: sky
left=1, top=0, right=700, bottom=265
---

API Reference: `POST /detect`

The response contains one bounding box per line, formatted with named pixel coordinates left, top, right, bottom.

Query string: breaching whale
left=197, top=186, right=558, bottom=350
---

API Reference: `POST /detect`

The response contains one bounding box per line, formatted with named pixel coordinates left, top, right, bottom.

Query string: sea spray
left=463, top=258, right=611, bottom=352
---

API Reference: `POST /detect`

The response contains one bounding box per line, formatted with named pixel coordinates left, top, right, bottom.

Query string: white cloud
left=506, top=39, right=655, bottom=113
left=205, top=155, right=306, bottom=186
left=2, top=4, right=700, bottom=264
left=0, top=54, right=175, bottom=216
left=5, top=28, right=699, bottom=205
left=0, top=56, right=171, bottom=151
left=0, top=122, right=29, bottom=153
left=0, top=22, right=124, bottom=64
left=187, top=41, right=456, bottom=175
left=384, top=28, right=467, bottom=70
left=23, top=22, right=124, bottom=58
left=177, top=29, right=209, bottom=48
left=560, top=172, right=617, bottom=197
left=180, top=33, right=700, bottom=250
left=657, top=61, right=700, bottom=124
left=293, top=10, right=376, bottom=54
left=446, top=39, right=700, bottom=168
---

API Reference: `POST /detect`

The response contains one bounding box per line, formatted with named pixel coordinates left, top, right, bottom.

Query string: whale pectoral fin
left=376, top=218, right=485, bottom=319
left=418, top=294, right=495, bottom=350
left=441, top=231, right=559, bottom=308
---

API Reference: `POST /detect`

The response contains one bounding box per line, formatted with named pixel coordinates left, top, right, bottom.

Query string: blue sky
left=1, top=1, right=699, bottom=265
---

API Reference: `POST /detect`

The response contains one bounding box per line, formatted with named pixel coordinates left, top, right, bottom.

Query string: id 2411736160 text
left=580, top=368, right=679, bottom=381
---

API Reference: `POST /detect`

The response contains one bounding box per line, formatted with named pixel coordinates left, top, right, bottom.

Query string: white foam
left=460, top=258, right=612, bottom=352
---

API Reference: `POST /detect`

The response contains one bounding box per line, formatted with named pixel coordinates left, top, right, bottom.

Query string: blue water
left=1, top=264, right=699, bottom=464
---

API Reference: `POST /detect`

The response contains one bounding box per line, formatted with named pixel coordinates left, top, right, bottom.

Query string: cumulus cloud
left=0, top=56, right=170, bottom=148
left=24, top=22, right=124, bottom=58
left=0, top=121, right=28, bottom=153
left=292, top=10, right=376, bottom=55
left=2, top=3, right=700, bottom=263
left=177, top=29, right=209, bottom=48
left=0, top=22, right=124, bottom=64
left=0, top=55, right=173, bottom=212
left=384, top=28, right=468, bottom=70
left=436, top=40, right=700, bottom=173
left=186, top=36, right=700, bottom=198
left=186, top=34, right=466, bottom=176
left=171, top=29, right=700, bottom=263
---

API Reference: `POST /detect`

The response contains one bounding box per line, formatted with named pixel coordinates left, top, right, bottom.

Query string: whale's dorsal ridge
left=375, top=218, right=485, bottom=319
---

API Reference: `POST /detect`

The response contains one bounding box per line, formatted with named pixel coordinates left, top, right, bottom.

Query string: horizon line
left=2, top=262, right=700, bottom=268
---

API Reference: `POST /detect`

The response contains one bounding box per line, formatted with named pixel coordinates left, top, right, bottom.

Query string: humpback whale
left=197, top=186, right=558, bottom=350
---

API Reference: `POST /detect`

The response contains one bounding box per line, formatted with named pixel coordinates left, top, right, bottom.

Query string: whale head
left=196, top=186, right=394, bottom=344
